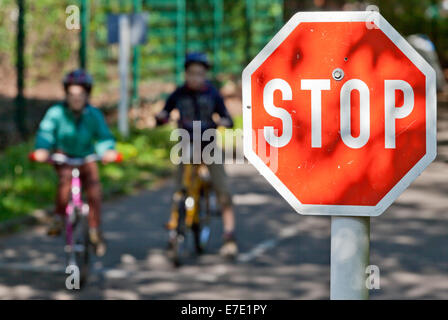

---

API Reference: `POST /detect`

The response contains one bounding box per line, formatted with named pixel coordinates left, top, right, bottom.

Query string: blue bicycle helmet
left=184, top=52, right=210, bottom=70
left=63, top=69, right=94, bottom=94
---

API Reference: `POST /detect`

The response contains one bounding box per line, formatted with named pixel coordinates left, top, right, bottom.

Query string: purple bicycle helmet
left=63, top=69, right=94, bottom=94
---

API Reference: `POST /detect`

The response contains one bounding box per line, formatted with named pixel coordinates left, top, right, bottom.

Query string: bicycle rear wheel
left=194, top=186, right=215, bottom=253
left=192, top=222, right=203, bottom=254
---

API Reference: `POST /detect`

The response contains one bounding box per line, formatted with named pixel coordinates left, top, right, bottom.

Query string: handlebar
left=155, top=112, right=232, bottom=129
left=49, top=153, right=101, bottom=166
left=29, top=152, right=123, bottom=166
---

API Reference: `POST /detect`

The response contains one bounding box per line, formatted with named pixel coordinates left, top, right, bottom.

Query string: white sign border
left=242, top=11, right=437, bottom=217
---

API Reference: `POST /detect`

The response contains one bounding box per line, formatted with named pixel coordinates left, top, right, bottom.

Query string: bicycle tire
left=66, top=209, right=90, bottom=288
left=171, top=194, right=187, bottom=267
left=192, top=222, right=204, bottom=254
left=174, top=233, right=185, bottom=267
left=198, top=185, right=214, bottom=252
left=76, top=214, right=90, bottom=286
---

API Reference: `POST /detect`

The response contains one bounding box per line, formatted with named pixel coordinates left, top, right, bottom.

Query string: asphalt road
left=0, top=109, right=447, bottom=300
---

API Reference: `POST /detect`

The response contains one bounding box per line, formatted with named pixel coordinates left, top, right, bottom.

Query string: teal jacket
left=35, top=103, right=116, bottom=157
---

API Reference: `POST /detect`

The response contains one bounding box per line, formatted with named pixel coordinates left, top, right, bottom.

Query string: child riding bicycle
left=31, top=69, right=119, bottom=257
left=155, top=52, right=238, bottom=257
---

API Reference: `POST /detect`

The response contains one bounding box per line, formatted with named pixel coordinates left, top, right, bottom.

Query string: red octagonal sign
left=242, top=11, right=437, bottom=216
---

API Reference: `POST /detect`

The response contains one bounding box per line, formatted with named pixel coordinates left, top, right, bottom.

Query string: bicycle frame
left=167, top=163, right=209, bottom=230
left=166, top=162, right=218, bottom=266
left=65, top=167, right=89, bottom=252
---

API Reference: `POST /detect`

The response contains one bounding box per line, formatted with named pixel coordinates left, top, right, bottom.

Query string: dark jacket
left=162, top=82, right=233, bottom=136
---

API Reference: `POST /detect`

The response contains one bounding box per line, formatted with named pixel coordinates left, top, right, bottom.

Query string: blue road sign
left=107, top=13, right=149, bottom=46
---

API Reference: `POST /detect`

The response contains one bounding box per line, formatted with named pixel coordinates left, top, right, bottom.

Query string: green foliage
left=372, top=0, right=448, bottom=66
left=0, top=140, right=56, bottom=221
left=233, top=114, right=243, bottom=130
left=25, top=0, right=78, bottom=82
left=0, top=0, right=18, bottom=65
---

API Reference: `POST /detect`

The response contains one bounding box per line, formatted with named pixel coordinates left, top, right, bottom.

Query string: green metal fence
left=86, top=0, right=284, bottom=90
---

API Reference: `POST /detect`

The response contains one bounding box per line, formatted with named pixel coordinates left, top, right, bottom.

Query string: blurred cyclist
left=32, top=69, right=118, bottom=257
left=155, top=52, right=238, bottom=257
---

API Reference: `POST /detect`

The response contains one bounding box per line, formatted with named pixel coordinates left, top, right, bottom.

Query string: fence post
left=245, top=0, right=254, bottom=65
left=15, top=0, right=27, bottom=138
left=213, top=0, right=223, bottom=78
left=132, top=0, right=142, bottom=109
left=80, top=0, right=89, bottom=70
left=176, top=0, right=186, bottom=84
left=276, top=0, right=284, bottom=31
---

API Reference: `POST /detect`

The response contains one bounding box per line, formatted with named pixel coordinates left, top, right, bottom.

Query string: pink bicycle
left=30, top=152, right=122, bottom=285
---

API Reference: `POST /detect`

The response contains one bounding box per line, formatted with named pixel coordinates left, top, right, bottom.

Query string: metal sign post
left=108, top=13, right=149, bottom=138
left=330, top=216, right=370, bottom=299
left=118, top=15, right=131, bottom=138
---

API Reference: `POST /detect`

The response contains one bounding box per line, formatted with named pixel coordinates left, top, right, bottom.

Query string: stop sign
left=242, top=11, right=437, bottom=216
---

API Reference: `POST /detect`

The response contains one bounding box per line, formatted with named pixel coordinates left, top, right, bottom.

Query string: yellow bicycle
left=165, top=163, right=220, bottom=267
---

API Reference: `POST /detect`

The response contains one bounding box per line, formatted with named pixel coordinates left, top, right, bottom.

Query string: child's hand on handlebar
left=155, top=110, right=169, bottom=126
left=29, top=149, right=50, bottom=163
left=218, top=118, right=233, bottom=128
left=102, top=150, right=122, bottom=164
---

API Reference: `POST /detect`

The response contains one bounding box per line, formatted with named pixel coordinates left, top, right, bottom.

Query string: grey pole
left=118, top=14, right=130, bottom=138
left=330, top=216, right=370, bottom=300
